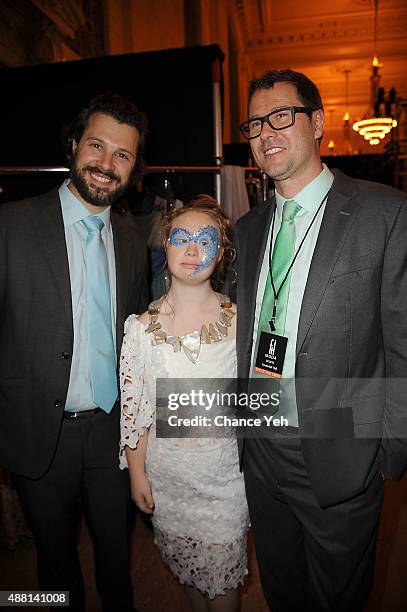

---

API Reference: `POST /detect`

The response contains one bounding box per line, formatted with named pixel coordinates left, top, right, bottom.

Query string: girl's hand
left=130, top=472, right=155, bottom=514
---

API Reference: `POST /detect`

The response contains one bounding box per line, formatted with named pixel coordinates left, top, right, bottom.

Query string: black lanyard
left=267, top=190, right=331, bottom=331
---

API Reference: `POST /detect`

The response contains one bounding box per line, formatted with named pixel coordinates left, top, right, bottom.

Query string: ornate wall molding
left=246, top=13, right=407, bottom=50
left=0, top=0, right=105, bottom=67
left=30, top=0, right=86, bottom=38
left=235, top=0, right=249, bottom=45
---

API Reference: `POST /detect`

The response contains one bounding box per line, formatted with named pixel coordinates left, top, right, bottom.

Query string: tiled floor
left=1, top=475, right=407, bottom=611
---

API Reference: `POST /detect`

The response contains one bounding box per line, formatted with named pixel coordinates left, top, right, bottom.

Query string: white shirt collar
left=275, top=164, right=334, bottom=215
left=59, top=179, right=112, bottom=230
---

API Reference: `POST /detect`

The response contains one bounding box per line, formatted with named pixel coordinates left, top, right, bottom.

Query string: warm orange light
left=353, top=116, right=395, bottom=144
left=343, top=111, right=350, bottom=121
left=359, top=125, right=391, bottom=136
left=353, top=117, right=394, bottom=130
left=363, top=132, right=385, bottom=140
left=328, top=139, right=335, bottom=149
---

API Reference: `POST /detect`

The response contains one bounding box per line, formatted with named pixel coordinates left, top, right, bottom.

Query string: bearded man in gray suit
left=0, top=93, right=148, bottom=611
left=235, top=69, right=407, bottom=611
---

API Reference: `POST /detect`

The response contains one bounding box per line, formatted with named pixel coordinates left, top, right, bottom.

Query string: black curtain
left=0, top=45, right=224, bottom=202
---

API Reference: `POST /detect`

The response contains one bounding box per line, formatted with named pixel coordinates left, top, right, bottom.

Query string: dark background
left=0, top=43, right=396, bottom=206
left=0, top=45, right=224, bottom=203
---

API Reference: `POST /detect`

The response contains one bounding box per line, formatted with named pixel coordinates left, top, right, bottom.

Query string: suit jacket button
left=61, top=352, right=71, bottom=359
left=54, top=400, right=63, bottom=408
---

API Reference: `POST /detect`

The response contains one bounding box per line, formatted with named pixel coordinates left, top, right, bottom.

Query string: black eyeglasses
left=239, top=106, right=313, bottom=140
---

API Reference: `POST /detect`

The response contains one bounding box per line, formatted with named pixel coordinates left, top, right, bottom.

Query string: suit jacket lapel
left=296, top=170, right=361, bottom=355
left=111, top=211, right=133, bottom=356
left=32, top=189, right=73, bottom=327
left=241, top=198, right=275, bottom=358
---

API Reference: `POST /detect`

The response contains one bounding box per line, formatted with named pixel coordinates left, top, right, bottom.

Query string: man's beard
left=70, top=163, right=129, bottom=207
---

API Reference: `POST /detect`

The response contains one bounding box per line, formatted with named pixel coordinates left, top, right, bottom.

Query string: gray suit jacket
left=0, top=188, right=148, bottom=478
left=235, top=169, right=407, bottom=506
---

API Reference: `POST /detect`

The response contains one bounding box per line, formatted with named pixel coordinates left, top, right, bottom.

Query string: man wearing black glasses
left=234, top=69, right=407, bottom=611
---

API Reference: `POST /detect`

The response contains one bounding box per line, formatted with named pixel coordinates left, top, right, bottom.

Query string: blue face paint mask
left=168, top=225, right=220, bottom=276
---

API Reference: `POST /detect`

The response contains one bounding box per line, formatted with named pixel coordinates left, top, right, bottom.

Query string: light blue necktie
left=82, top=216, right=118, bottom=413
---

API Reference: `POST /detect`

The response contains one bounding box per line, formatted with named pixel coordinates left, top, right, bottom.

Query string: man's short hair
left=248, top=69, right=323, bottom=112
left=64, top=92, right=148, bottom=181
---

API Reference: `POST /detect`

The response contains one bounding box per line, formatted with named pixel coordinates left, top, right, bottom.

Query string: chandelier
left=353, top=117, right=397, bottom=146
left=352, top=0, right=397, bottom=146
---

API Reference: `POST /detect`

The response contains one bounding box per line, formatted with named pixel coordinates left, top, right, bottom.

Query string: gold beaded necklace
left=145, top=293, right=236, bottom=363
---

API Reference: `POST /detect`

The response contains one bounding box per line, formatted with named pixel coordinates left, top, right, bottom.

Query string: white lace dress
left=119, top=315, right=249, bottom=598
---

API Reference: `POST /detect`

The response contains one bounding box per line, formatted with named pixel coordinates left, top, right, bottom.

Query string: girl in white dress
left=119, top=196, right=249, bottom=611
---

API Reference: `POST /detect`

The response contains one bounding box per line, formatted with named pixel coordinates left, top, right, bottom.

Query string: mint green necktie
left=252, top=200, right=302, bottom=377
